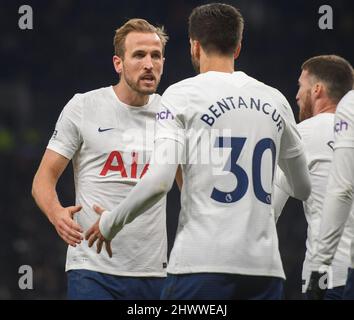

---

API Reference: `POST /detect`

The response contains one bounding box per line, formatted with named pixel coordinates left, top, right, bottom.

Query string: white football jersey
left=47, top=86, right=167, bottom=277
left=294, top=113, right=354, bottom=291
left=334, top=90, right=354, bottom=150
left=332, top=90, right=354, bottom=268
left=155, top=71, right=304, bottom=278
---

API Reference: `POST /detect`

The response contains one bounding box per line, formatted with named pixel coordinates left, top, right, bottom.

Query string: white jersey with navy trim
left=275, top=113, right=354, bottom=291
left=47, top=86, right=167, bottom=277
left=315, top=90, right=354, bottom=269
left=155, top=71, right=304, bottom=279
left=333, top=90, right=354, bottom=150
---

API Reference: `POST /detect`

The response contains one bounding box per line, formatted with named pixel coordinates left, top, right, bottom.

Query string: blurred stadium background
left=0, top=0, right=353, bottom=299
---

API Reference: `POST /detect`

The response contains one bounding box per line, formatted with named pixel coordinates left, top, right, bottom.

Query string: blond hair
left=113, top=18, right=168, bottom=58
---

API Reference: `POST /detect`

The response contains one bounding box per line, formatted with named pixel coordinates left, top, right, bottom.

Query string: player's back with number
left=162, top=70, right=303, bottom=278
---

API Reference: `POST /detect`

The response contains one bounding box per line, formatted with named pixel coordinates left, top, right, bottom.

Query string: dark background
left=0, top=0, right=353, bottom=299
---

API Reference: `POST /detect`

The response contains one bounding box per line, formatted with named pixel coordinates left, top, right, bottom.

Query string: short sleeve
left=154, top=85, right=186, bottom=147
left=47, top=94, right=83, bottom=159
left=333, top=90, right=354, bottom=149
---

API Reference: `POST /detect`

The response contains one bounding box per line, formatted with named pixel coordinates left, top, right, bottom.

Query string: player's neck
left=113, top=83, right=149, bottom=107
left=313, top=100, right=337, bottom=116
left=200, top=55, right=234, bottom=74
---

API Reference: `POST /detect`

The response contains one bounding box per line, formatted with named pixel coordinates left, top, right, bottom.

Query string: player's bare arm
left=86, top=156, right=181, bottom=258
left=85, top=139, right=180, bottom=250
left=32, top=149, right=83, bottom=247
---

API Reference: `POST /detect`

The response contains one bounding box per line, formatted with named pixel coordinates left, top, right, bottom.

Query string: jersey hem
left=66, top=264, right=167, bottom=278
left=166, top=266, right=285, bottom=280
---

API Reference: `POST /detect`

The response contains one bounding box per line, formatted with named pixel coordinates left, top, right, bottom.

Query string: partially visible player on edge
left=272, top=55, right=354, bottom=300
left=307, top=89, right=354, bottom=300
left=32, top=19, right=170, bottom=299
left=86, top=3, right=311, bottom=299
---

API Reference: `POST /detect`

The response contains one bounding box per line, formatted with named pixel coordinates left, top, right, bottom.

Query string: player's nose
left=143, top=55, right=153, bottom=70
left=295, top=91, right=300, bottom=102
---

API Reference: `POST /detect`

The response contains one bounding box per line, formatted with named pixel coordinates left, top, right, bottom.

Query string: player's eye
left=133, top=52, right=145, bottom=59
left=151, top=53, right=162, bottom=60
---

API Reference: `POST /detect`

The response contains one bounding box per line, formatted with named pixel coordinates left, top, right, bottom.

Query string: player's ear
left=234, top=43, right=242, bottom=60
left=160, top=57, right=165, bottom=76
left=113, top=55, right=123, bottom=75
left=312, top=83, right=323, bottom=99
left=190, top=39, right=200, bottom=59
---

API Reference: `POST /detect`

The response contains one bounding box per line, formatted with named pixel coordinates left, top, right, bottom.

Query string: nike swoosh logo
left=98, top=127, right=115, bottom=132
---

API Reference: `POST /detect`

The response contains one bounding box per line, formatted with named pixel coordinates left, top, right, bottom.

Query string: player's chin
left=139, top=85, right=157, bottom=95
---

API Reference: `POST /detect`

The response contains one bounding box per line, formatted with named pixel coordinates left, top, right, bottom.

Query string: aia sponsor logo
left=100, top=151, right=149, bottom=178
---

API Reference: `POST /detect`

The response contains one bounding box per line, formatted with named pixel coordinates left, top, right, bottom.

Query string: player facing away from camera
left=272, top=55, right=354, bottom=300
left=32, top=19, right=171, bottom=299
left=86, top=3, right=311, bottom=299
left=308, top=90, right=354, bottom=300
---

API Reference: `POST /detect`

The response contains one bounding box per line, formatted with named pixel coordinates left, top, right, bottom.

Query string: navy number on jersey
left=211, top=137, right=276, bottom=204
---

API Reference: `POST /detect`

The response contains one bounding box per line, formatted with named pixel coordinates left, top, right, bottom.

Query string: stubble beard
left=124, top=73, right=160, bottom=96
left=299, top=92, right=313, bottom=122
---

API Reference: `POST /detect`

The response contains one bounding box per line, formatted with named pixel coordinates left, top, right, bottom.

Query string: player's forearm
left=314, top=194, right=352, bottom=267
left=100, top=138, right=182, bottom=240
left=272, top=183, right=290, bottom=222
left=274, top=167, right=293, bottom=198
left=100, top=162, right=177, bottom=240
left=32, top=172, right=63, bottom=225
left=313, top=148, right=354, bottom=267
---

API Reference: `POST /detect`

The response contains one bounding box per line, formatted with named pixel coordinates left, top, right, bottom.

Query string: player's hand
left=85, top=204, right=113, bottom=258
left=306, top=271, right=328, bottom=300
left=51, top=205, right=83, bottom=247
